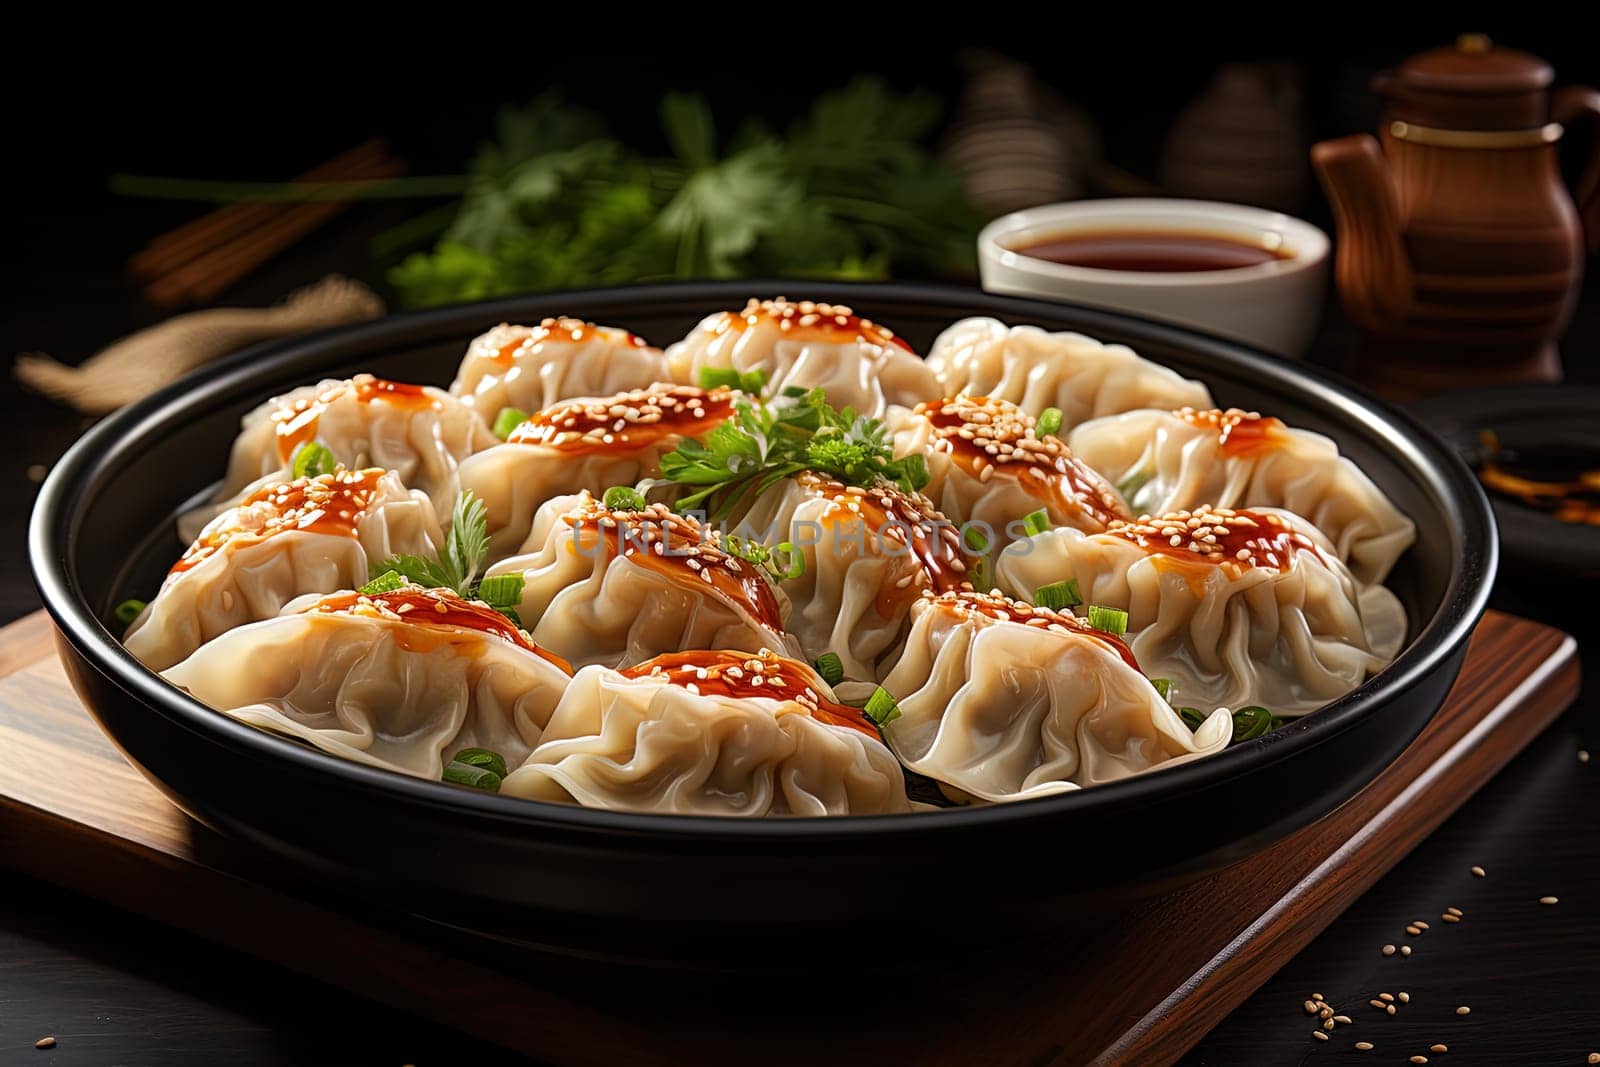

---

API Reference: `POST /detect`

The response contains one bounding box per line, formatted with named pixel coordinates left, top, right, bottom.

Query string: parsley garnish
left=659, top=389, right=929, bottom=519
left=375, top=491, right=524, bottom=624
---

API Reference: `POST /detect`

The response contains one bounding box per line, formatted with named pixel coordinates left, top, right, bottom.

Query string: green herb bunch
left=361, top=491, right=524, bottom=624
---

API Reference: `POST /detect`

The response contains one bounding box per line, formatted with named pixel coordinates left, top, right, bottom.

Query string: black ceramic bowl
left=31, top=282, right=1495, bottom=960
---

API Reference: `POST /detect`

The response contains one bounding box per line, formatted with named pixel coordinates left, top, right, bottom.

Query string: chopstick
left=128, top=140, right=408, bottom=309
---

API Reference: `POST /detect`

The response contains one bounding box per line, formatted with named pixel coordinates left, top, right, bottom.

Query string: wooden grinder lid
left=1375, top=34, right=1554, bottom=130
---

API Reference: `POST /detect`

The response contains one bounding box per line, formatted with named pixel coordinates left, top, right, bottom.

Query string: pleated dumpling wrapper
left=879, top=590, right=1231, bottom=802
left=503, top=650, right=911, bottom=816
left=996, top=506, right=1407, bottom=717
left=458, top=384, right=737, bottom=560
left=926, top=317, right=1212, bottom=434
left=484, top=492, right=798, bottom=671
left=729, top=472, right=977, bottom=683
left=889, top=395, right=1130, bottom=556
left=126, top=468, right=443, bottom=671
left=162, top=586, right=572, bottom=779
left=182, top=374, right=493, bottom=543
left=665, top=298, right=939, bottom=418
left=1068, top=407, right=1416, bottom=584
left=450, top=318, right=667, bottom=425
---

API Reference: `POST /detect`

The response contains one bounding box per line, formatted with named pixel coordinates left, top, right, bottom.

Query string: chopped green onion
left=962, top=525, right=991, bottom=553
left=780, top=385, right=809, bottom=398
left=1178, top=706, right=1206, bottom=731
left=1115, top=470, right=1153, bottom=502
left=290, top=441, right=337, bottom=479
left=451, top=747, right=508, bottom=779
left=442, top=760, right=502, bottom=792
left=474, top=574, right=524, bottom=608
left=1086, top=604, right=1129, bottom=636
left=1034, top=407, right=1063, bottom=438
left=602, top=485, right=648, bottom=512
left=491, top=406, right=528, bottom=440
left=863, top=686, right=901, bottom=729
left=113, top=598, right=146, bottom=626
left=1033, top=579, right=1082, bottom=611
left=697, top=366, right=770, bottom=393
left=738, top=369, right=768, bottom=395
left=1150, top=677, right=1173, bottom=702
left=358, top=570, right=407, bottom=595
left=774, top=540, right=806, bottom=581
left=1021, top=509, right=1052, bottom=537
left=1231, top=705, right=1279, bottom=743
left=814, top=652, right=845, bottom=686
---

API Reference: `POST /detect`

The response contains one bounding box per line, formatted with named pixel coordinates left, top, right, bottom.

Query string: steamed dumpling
left=996, top=506, right=1406, bottom=717
left=889, top=395, right=1130, bottom=554
left=184, top=374, right=493, bottom=541
left=879, top=589, right=1231, bottom=802
left=1068, top=407, right=1416, bottom=584
left=450, top=319, right=667, bottom=422
left=484, top=493, right=797, bottom=670
left=503, top=650, right=911, bottom=816
left=730, top=472, right=976, bottom=682
left=458, top=384, right=737, bottom=560
left=664, top=298, right=939, bottom=417
left=126, top=469, right=443, bottom=671
left=926, top=317, right=1212, bottom=432
left=162, top=585, right=572, bottom=778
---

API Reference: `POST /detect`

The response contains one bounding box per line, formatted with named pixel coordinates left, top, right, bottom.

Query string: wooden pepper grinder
left=1312, top=34, right=1600, bottom=396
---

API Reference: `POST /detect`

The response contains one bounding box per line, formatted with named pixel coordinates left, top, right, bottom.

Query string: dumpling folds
left=450, top=319, right=667, bottom=421
left=126, top=469, right=443, bottom=671
left=664, top=297, right=938, bottom=417
left=162, top=586, right=572, bottom=778
left=996, top=506, right=1407, bottom=717
left=926, top=317, right=1212, bottom=433
left=184, top=374, right=493, bottom=541
left=485, top=493, right=797, bottom=670
left=503, top=651, right=911, bottom=816
left=458, top=384, right=736, bottom=560
left=730, top=472, right=975, bottom=682
left=889, top=395, right=1130, bottom=555
left=880, top=590, right=1231, bottom=802
left=1068, top=407, right=1416, bottom=584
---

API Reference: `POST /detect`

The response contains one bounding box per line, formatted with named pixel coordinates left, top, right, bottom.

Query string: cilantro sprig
left=658, top=388, right=929, bottom=519
left=362, top=491, right=524, bottom=624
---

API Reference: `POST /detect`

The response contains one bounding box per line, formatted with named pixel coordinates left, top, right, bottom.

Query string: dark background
left=4, top=25, right=1599, bottom=1065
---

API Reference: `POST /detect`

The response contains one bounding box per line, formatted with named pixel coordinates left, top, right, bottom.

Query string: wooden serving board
left=0, top=610, right=1578, bottom=1066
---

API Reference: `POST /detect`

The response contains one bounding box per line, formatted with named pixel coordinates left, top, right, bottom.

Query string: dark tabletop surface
left=3, top=195, right=1598, bottom=1066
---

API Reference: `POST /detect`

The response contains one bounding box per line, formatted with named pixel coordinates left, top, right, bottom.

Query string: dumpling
left=502, top=650, right=912, bottom=816
left=1068, top=407, right=1417, bottom=584
left=889, top=395, right=1130, bottom=554
left=162, top=585, right=571, bottom=778
left=185, top=374, right=493, bottom=540
left=879, top=589, right=1231, bottom=802
left=458, top=384, right=737, bottom=560
left=484, top=493, right=797, bottom=670
left=664, top=297, right=939, bottom=417
left=995, top=506, right=1407, bottom=717
left=450, top=318, right=667, bottom=422
left=125, top=469, right=443, bottom=671
left=730, top=472, right=975, bottom=682
left=926, top=317, right=1212, bottom=432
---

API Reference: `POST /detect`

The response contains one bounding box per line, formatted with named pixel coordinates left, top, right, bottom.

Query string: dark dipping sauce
left=1013, top=230, right=1291, bottom=273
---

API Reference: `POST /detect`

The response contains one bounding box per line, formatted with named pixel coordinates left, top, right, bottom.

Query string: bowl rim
left=979, top=197, right=1331, bottom=287
left=29, top=279, right=1496, bottom=844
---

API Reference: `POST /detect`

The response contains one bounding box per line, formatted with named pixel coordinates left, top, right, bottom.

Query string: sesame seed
left=1401, top=946, right=1412, bottom=957
left=1441, top=914, right=1460, bottom=923
left=1398, top=992, right=1410, bottom=1003
left=1312, top=993, right=1325, bottom=1002
left=1411, top=1057, right=1429, bottom=1064
left=1587, top=1055, right=1599, bottom=1064
left=1304, top=1000, right=1319, bottom=1015
left=1471, top=865, right=1486, bottom=877
left=1312, top=1031, right=1328, bottom=1041
left=1380, top=993, right=1395, bottom=1002
left=1579, top=749, right=1590, bottom=763
left=1323, top=1019, right=1335, bottom=1031
left=1414, top=921, right=1430, bottom=930
left=1540, top=896, right=1559, bottom=905
left=1431, top=1044, right=1448, bottom=1053
left=1383, top=944, right=1397, bottom=956
left=1356, top=1041, right=1375, bottom=1051
left=1371, top=1000, right=1389, bottom=1010
left=1334, top=1015, right=1352, bottom=1024
left=1446, top=907, right=1463, bottom=916
left=35, top=1037, right=56, bottom=1049
left=1455, top=1006, right=1470, bottom=1015
left=1388, top=1005, right=1397, bottom=1015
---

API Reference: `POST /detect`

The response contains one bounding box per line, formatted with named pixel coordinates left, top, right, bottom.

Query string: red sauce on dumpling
left=271, top=375, right=437, bottom=462
left=506, top=386, right=735, bottom=455
left=1107, top=507, right=1320, bottom=574
left=708, top=298, right=915, bottom=353
left=924, top=588, right=1143, bottom=672
left=1173, top=407, right=1287, bottom=458
left=622, top=650, right=876, bottom=736
left=311, top=587, right=572, bottom=670
left=490, top=318, right=650, bottom=364
left=170, top=468, right=387, bottom=575
left=915, top=397, right=1130, bottom=529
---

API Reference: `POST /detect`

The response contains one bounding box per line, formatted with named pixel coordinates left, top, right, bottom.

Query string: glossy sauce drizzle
left=271, top=375, right=438, bottom=462
left=487, top=318, right=651, bottom=365
left=622, top=650, right=875, bottom=736
left=508, top=386, right=735, bottom=454
left=1174, top=407, right=1286, bottom=458
left=171, top=469, right=387, bottom=575
left=311, top=587, right=572, bottom=670
left=916, top=397, right=1129, bottom=528
left=708, top=298, right=915, bottom=352
left=924, top=589, right=1142, bottom=672
left=1107, top=507, right=1320, bottom=576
